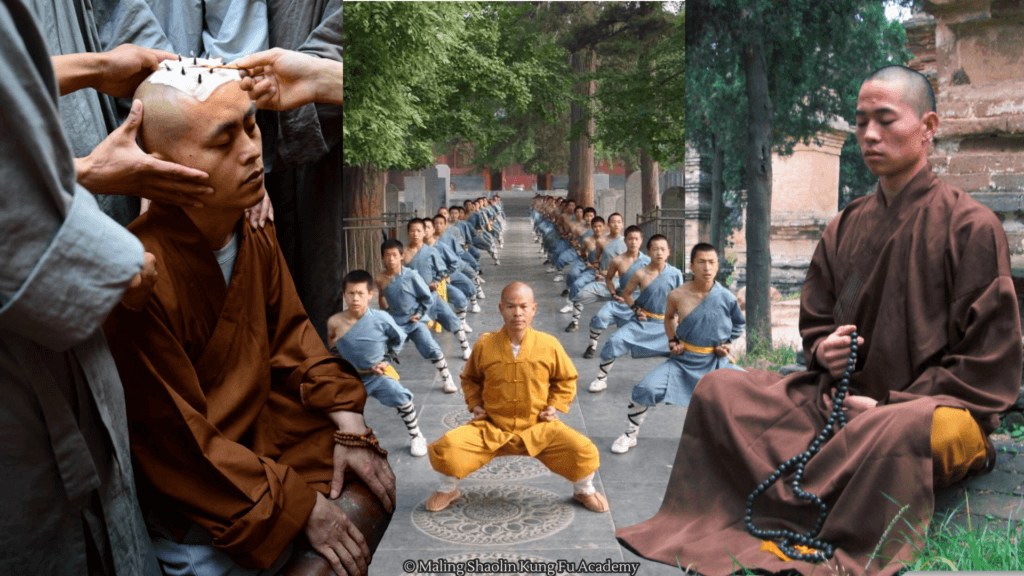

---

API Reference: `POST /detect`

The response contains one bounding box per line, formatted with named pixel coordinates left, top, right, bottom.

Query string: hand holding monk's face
left=816, top=324, right=864, bottom=379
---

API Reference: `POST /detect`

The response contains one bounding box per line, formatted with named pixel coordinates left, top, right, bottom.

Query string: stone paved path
left=361, top=198, right=1023, bottom=575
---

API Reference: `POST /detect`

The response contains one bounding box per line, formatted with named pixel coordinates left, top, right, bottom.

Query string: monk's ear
left=921, top=110, right=939, bottom=144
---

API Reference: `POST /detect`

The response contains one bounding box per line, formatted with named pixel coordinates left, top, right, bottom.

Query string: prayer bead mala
left=744, top=332, right=858, bottom=562
left=333, top=428, right=388, bottom=458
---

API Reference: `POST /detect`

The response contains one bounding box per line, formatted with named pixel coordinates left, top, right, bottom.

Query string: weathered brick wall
left=914, top=1, right=1024, bottom=273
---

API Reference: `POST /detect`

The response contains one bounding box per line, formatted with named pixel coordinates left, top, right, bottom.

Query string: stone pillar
left=403, top=177, right=426, bottom=217
left=915, top=1, right=1024, bottom=276
left=624, top=172, right=643, bottom=226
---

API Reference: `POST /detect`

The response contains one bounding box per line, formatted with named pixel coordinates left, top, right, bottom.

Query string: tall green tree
left=343, top=2, right=568, bottom=269
left=588, top=2, right=686, bottom=214
left=686, top=0, right=908, bottom=350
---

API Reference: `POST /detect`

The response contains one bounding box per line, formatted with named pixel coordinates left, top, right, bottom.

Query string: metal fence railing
left=636, top=207, right=707, bottom=270
left=341, top=211, right=416, bottom=275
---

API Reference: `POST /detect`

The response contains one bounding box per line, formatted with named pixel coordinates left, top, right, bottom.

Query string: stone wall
left=911, top=1, right=1024, bottom=273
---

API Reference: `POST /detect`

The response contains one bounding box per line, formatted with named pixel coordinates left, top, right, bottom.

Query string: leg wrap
left=572, top=472, right=596, bottom=496
left=597, top=359, right=616, bottom=380
left=432, top=357, right=452, bottom=380
left=625, top=402, right=650, bottom=438
left=588, top=329, right=601, bottom=348
left=396, top=401, right=422, bottom=438
left=572, top=301, right=584, bottom=322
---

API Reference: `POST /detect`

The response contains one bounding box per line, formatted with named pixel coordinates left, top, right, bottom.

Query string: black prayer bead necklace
left=744, top=332, right=858, bottom=562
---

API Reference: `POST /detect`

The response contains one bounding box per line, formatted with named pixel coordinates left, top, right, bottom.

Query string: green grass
left=993, top=420, right=1024, bottom=441
left=734, top=342, right=799, bottom=372
left=902, top=501, right=1024, bottom=571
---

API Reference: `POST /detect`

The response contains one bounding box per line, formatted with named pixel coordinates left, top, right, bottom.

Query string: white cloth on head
left=148, top=56, right=241, bottom=101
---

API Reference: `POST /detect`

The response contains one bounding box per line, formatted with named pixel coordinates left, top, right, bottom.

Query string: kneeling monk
left=103, top=59, right=395, bottom=576
left=617, top=65, right=1022, bottom=574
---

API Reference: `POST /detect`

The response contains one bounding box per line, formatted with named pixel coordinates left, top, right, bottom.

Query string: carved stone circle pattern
left=406, top=552, right=582, bottom=576
left=412, top=485, right=573, bottom=545
left=439, top=410, right=550, bottom=481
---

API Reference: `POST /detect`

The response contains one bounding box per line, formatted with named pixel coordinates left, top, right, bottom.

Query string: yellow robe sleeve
left=543, top=334, right=578, bottom=413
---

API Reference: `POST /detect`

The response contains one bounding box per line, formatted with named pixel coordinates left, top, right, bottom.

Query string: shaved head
left=501, top=281, right=535, bottom=303
left=134, top=80, right=194, bottom=156
left=863, top=65, right=935, bottom=118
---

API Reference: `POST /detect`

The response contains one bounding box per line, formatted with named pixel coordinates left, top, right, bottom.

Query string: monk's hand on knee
left=538, top=406, right=558, bottom=422
left=304, top=492, right=370, bottom=576
left=470, top=406, right=487, bottom=421
left=816, top=325, right=864, bottom=379
left=332, top=444, right=396, bottom=513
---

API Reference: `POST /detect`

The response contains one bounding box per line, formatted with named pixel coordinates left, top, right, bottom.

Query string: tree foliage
left=686, top=0, right=911, bottom=348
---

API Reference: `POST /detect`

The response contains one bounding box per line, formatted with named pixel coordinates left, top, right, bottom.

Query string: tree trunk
left=640, top=147, right=660, bottom=215
left=538, top=173, right=552, bottom=191
left=742, top=33, right=773, bottom=352
left=341, top=161, right=386, bottom=278
left=568, top=48, right=596, bottom=207
left=709, top=133, right=726, bottom=255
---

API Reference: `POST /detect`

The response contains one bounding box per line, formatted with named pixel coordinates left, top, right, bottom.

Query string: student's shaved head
left=134, top=80, right=194, bottom=156
left=863, top=65, right=935, bottom=118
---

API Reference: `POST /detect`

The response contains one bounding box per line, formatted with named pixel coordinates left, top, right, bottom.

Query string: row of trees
left=342, top=1, right=686, bottom=232
left=343, top=1, right=912, bottom=349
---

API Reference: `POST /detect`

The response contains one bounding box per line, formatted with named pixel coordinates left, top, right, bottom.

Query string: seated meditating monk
left=102, top=58, right=395, bottom=576
left=616, top=65, right=1023, bottom=575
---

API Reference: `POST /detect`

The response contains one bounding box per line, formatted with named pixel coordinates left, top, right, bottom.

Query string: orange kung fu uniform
left=428, top=327, right=599, bottom=482
left=103, top=204, right=366, bottom=569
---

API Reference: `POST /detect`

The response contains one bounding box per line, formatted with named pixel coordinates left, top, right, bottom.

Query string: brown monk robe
left=617, top=70, right=1022, bottom=574
left=105, top=204, right=368, bottom=567
left=102, top=70, right=391, bottom=575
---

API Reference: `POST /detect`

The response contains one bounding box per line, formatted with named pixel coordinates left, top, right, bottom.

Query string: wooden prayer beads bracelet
left=744, top=331, right=859, bottom=562
left=333, top=429, right=388, bottom=458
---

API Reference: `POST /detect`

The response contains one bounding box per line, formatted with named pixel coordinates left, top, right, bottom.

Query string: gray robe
left=28, top=0, right=174, bottom=226
left=0, top=1, right=158, bottom=574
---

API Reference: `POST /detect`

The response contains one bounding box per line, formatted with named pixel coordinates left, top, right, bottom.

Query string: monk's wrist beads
left=333, top=428, right=388, bottom=458
left=744, top=332, right=857, bottom=562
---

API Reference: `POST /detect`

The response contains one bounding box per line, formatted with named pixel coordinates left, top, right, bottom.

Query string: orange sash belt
left=680, top=341, right=715, bottom=355
left=637, top=308, right=665, bottom=321
left=437, top=278, right=448, bottom=302
left=357, top=364, right=401, bottom=380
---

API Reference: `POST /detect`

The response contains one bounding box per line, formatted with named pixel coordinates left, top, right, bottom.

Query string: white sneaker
left=588, top=378, right=607, bottom=393
left=461, top=321, right=473, bottom=333
left=546, top=267, right=557, bottom=273
left=559, top=303, right=574, bottom=314
left=477, top=290, right=486, bottom=299
left=470, top=302, right=482, bottom=313
left=461, top=346, right=472, bottom=361
left=477, top=276, right=486, bottom=284
left=443, top=374, right=458, bottom=393
left=611, top=433, right=637, bottom=454
left=411, top=434, right=428, bottom=457
left=494, top=258, right=500, bottom=266
left=553, top=274, right=564, bottom=282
